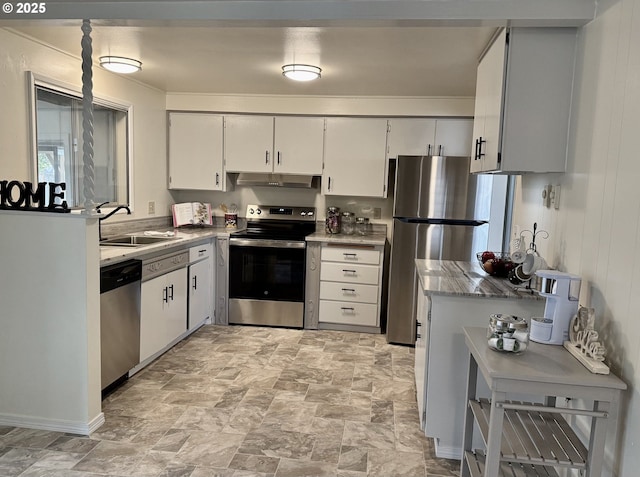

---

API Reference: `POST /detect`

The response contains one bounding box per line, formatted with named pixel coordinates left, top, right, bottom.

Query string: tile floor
left=0, top=325, right=460, bottom=477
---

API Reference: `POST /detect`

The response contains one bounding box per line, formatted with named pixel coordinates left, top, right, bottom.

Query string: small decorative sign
left=564, top=306, right=610, bottom=374
left=0, top=180, right=69, bottom=213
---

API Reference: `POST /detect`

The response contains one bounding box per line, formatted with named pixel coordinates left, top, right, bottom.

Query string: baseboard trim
left=434, top=438, right=462, bottom=460
left=0, top=411, right=105, bottom=436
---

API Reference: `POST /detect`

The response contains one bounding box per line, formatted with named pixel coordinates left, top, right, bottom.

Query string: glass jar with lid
left=356, top=217, right=369, bottom=236
left=325, top=207, right=341, bottom=234
left=341, top=212, right=356, bottom=235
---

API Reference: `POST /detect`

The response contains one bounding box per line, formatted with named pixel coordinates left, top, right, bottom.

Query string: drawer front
left=320, top=262, right=379, bottom=285
left=321, top=246, right=380, bottom=265
left=320, top=281, right=379, bottom=304
left=189, top=242, right=213, bottom=262
left=318, top=300, right=378, bottom=326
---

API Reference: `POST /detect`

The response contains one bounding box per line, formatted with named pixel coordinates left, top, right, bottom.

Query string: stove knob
left=300, top=211, right=306, bottom=216
left=307, top=211, right=314, bottom=217
left=256, top=208, right=262, bottom=215
left=248, top=208, right=255, bottom=215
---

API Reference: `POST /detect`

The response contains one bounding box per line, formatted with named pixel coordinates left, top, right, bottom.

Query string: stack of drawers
left=318, top=245, right=382, bottom=327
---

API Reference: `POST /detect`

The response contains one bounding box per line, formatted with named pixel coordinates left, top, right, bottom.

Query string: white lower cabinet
left=140, top=267, right=187, bottom=363
left=188, top=242, right=214, bottom=331
left=318, top=244, right=383, bottom=330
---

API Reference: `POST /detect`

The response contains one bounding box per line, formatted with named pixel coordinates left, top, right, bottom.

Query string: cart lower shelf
left=465, top=451, right=560, bottom=477
left=469, top=398, right=588, bottom=469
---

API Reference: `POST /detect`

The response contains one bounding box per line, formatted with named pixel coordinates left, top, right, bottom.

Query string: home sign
left=0, top=180, right=69, bottom=213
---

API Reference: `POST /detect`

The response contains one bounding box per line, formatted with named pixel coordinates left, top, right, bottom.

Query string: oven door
left=228, top=238, right=306, bottom=327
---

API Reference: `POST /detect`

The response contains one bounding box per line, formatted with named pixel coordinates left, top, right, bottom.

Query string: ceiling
left=8, top=22, right=498, bottom=97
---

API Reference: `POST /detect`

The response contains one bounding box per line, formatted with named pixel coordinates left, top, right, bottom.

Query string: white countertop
left=100, top=227, right=231, bottom=265
left=416, top=259, right=543, bottom=300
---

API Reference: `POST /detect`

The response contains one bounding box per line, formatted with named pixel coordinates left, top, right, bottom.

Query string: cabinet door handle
left=169, top=284, right=174, bottom=301
left=265, top=150, right=270, bottom=164
left=427, top=144, right=432, bottom=156
left=277, top=151, right=281, bottom=165
left=478, top=137, right=486, bottom=158
left=438, top=145, right=443, bottom=156
left=417, top=333, right=422, bottom=339
left=215, top=172, right=220, bottom=186
left=328, top=176, right=332, bottom=192
left=163, top=287, right=168, bottom=303
left=192, top=275, right=197, bottom=290
left=474, top=138, right=480, bottom=160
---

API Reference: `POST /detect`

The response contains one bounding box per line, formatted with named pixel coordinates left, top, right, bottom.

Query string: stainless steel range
left=228, top=204, right=317, bottom=328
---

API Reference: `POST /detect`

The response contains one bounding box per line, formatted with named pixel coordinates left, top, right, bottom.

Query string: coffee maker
left=530, top=270, right=582, bottom=345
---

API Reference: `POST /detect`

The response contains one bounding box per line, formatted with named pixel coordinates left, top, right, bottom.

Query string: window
left=29, top=73, right=131, bottom=209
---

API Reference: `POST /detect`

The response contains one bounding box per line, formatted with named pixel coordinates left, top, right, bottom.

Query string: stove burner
left=232, top=204, right=317, bottom=241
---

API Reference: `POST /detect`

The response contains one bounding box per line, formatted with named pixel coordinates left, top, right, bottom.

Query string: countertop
left=416, top=259, right=543, bottom=300
left=100, top=227, right=231, bottom=265
left=306, top=231, right=387, bottom=246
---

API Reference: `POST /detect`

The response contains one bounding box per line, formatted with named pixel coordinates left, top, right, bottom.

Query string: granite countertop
left=306, top=231, right=387, bottom=246
left=100, top=227, right=231, bottom=265
left=416, top=259, right=543, bottom=300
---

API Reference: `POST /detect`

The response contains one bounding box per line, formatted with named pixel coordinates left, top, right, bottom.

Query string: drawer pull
left=341, top=288, right=356, bottom=293
left=343, top=253, right=357, bottom=258
left=342, top=269, right=357, bottom=274
left=341, top=307, right=355, bottom=312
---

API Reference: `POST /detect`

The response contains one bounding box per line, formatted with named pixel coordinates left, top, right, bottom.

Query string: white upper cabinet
left=387, top=118, right=436, bottom=158
left=470, top=27, right=577, bottom=174
left=273, top=116, right=324, bottom=175
left=168, top=112, right=227, bottom=191
left=433, top=119, right=474, bottom=157
left=323, top=117, right=389, bottom=197
left=224, top=115, right=324, bottom=175
left=387, top=118, right=473, bottom=158
left=224, top=115, right=274, bottom=173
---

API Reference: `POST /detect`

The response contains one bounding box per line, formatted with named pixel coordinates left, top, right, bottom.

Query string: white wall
left=0, top=28, right=170, bottom=220
left=511, top=0, right=640, bottom=475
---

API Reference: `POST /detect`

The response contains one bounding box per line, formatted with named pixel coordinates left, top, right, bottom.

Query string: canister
left=341, top=212, right=356, bottom=235
left=326, top=207, right=341, bottom=234
left=356, top=217, right=369, bottom=236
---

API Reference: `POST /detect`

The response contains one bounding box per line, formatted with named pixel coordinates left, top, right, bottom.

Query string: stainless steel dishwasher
left=100, top=259, right=142, bottom=393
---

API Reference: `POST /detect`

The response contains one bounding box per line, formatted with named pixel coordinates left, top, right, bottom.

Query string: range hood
left=235, top=173, right=316, bottom=188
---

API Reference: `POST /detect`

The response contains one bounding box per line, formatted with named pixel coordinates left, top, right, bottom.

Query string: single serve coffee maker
left=530, top=270, right=582, bottom=345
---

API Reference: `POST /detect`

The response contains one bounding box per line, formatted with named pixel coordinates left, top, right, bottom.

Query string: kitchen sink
left=99, top=235, right=177, bottom=247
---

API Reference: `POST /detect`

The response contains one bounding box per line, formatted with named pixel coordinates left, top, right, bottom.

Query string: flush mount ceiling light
left=99, top=56, right=142, bottom=74
left=282, top=64, right=321, bottom=82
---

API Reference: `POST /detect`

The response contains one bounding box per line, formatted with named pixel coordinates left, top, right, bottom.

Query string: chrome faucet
left=97, top=202, right=131, bottom=241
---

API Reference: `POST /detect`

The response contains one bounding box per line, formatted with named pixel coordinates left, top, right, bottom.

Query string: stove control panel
left=245, top=204, right=316, bottom=222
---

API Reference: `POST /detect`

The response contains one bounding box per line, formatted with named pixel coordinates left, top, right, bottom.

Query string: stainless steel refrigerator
left=386, top=155, right=494, bottom=345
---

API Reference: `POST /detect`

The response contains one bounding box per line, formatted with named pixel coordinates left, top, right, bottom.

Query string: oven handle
left=229, top=238, right=306, bottom=249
